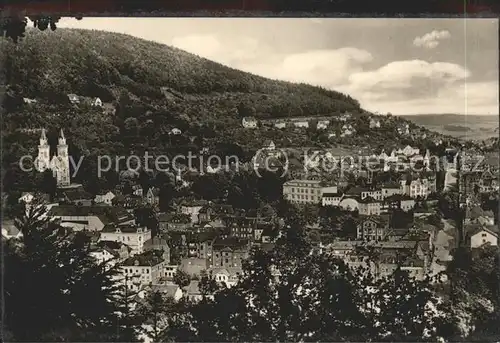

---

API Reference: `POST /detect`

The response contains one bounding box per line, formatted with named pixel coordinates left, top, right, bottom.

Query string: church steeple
left=58, top=129, right=66, bottom=146
left=40, top=128, right=48, bottom=146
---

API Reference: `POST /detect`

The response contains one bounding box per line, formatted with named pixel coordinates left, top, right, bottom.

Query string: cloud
left=170, top=34, right=495, bottom=115
left=413, top=30, right=451, bottom=49
left=346, top=60, right=470, bottom=101
left=171, top=34, right=260, bottom=66
left=250, top=48, right=373, bottom=87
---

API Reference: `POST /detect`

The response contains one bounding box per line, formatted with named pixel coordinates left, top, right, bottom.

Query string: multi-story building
left=382, top=194, right=416, bottom=212
left=381, top=182, right=404, bottom=199
left=186, top=231, right=218, bottom=259
left=210, top=237, right=250, bottom=269
left=358, top=197, right=382, bottom=215
left=99, top=224, right=152, bottom=255
left=357, top=216, right=390, bottom=241
left=361, top=189, right=383, bottom=201
left=120, top=250, right=165, bottom=292
left=322, top=191, right=344, bottom=207
left=143, top=235, right=171, bottom=264
left=400, top=176, right=430, bottom=199
left=181, top=200, right=208, bottom=223
left=94, top=191, right=116, bottom=205
left=283, top=179, right=323, bottom=204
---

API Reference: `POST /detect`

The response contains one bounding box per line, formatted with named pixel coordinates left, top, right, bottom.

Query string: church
left=36, top=128, right=71, bottom=188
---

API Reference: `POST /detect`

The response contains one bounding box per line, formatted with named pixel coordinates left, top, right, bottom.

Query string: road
left=429, top=219, right=456, bottom=278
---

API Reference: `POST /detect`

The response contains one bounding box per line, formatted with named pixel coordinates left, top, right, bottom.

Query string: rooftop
left=122, top=250, right=164, bottom=267
left=47, top=205, right=134, bottom=225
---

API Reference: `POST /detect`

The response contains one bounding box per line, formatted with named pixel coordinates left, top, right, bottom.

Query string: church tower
left=55, top=129, right=71, bottom=187
left=36, top=128, right=50, bottom=172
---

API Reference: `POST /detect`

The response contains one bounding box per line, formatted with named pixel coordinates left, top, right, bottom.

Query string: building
left=90, top=240, right=132, bottom=266
left=322, top=192, right=344, bottom=207
left=145, top=187, right=160, bottom=206
left=186, top=231, right=218, bottom=259
left=283, top=179, right=323, bottom=204
left=369, top=118, right=381, bottom=128
left=242, top=116, right=258, bottom=128
left=120, top=250, right=165, bottom=292
left=1, top=220, right=22, bottom=240
left=357, top=216, right=390, bottom=241
left=99, top=224, right=152, bottom=255
left=210, top=237, right=250, bottom=269
left=23, top=97, right=37, bottom=105
left=94, top=191, right=116, bottom=205
left=181, top=200, right=208, bottom=223
left=341, top=124, right=355, bottom=137
left=183, top=280, right=212, bottom=302
left=150, top=283, right=183, bottom=301
left=263, top=140, right=276, bottom=150
left=36, top=129, right=71, bottom=187
left=317, top=120, right=330, bottom=130
left=91, top=97, right=102, bottom=107
left=210, top=267, right=242, bottom=288
left=361, top=189, right=383, bottom=201
left=401, top=145, right=420, bottom=156
left=143, top=235, right=171, bottom=264
left=47, top=205, right=135, bottom=231
left=400, top=176, right=430, bottom=199
left=293, top=120, right=309, bottom=128
left=59, top=189, right=94, bottom=206
left=164, top=265, right=178, bottom=280
left=383, top=194, right=416, bottom=212
left=198, top=204, right=234, bottom=223
left=358, top=196, right=382, bottom=215
left=467, top=225, right=498, bottom=249
left=170, top=128, right=182, bottom=135
left=67, top=93, right=80, bottom=104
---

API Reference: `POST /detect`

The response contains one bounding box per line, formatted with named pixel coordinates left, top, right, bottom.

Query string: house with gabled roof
left=466, top=224, right=498, bottom=249
left=99, top=224, right=151, bottom=255
left=67, top=93, right=80, bottom=104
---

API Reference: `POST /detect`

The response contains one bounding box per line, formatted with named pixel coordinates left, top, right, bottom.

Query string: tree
left=3, top=197, right=139, bottom=341
left=37, top=169, right=57, bottom=200
left=173, top=269, right=191, bottom=289
left=136, top=290, right=175, bottom=342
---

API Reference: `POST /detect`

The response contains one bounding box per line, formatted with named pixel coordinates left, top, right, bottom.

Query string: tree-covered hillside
left=3, top=28, right=360, bottom=116
left=0, top=28, right=367, bottom=166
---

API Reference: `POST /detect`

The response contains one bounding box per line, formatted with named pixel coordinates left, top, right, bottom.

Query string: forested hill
left=3, top=28, right=361, bottom=118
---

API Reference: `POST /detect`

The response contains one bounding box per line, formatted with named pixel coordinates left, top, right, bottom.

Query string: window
left=482, top=233, right=487, bottom=237
left=225, top=258, right=229, bottom=264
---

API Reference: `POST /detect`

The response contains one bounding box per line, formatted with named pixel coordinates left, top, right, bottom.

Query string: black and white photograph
left=1, top=15, right=499, bottom=342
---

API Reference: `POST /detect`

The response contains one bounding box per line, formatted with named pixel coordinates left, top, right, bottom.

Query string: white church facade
left=36, top=129, right=71, bottom=188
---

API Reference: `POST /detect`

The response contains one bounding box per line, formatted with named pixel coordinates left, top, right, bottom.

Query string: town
left=3, top=120, right=498, bottom=302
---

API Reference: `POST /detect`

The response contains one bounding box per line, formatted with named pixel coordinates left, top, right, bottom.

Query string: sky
left=56, top=17, right=498, bottom=115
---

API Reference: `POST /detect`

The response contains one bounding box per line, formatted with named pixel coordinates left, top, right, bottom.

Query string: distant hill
left=400, top=114, right=499, bottom=141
